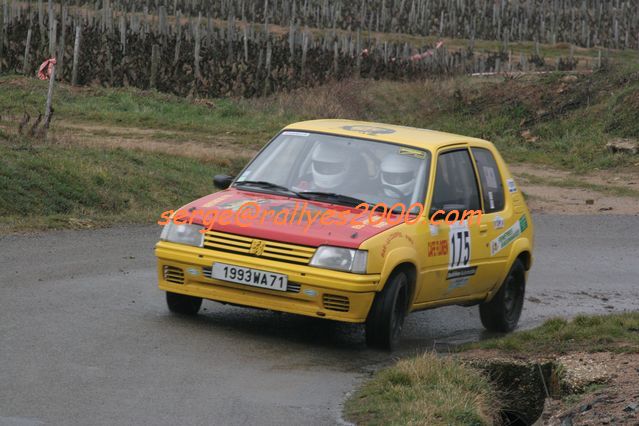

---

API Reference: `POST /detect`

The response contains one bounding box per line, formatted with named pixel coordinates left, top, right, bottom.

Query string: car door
left=469, top=147, right=513, bottom=291
left=415, top=147, right=493, bottom=302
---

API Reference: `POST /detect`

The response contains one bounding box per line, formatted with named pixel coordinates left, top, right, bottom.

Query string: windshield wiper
left=297, top=191, right=371, bottom=208
left=234, top=180, right=297, bottom=195
left=234, top=183, right=371, bottom=208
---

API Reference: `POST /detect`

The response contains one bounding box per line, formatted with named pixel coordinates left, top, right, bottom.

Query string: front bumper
left=155, top=241, right=380, bottom=323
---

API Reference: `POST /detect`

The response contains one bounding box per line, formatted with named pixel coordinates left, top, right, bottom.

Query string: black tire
left=479, top=259, right=526, bottom=332
left=365, top=270, right=410, bottom=351
left=166, top=292, right=202, bottom=315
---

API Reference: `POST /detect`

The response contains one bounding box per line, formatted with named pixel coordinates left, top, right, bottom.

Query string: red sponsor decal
left=428, top=239, right=448, bottom=257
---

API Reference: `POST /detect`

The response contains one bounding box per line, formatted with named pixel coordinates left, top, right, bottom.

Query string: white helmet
left=311, top=142, right=349, bottom=189
left=381, top=154, right=419, bottom=197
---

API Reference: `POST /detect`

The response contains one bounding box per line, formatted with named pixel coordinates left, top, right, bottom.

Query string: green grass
left=0, top=76, right=292, bottom=144
left=260, top=66, right=639, bottom=171
left=466, top=313, right=639, bottom=354
left=343, top=352, right=500, bottom=426
left=3, top=65, right=639, bottom=171
left=2, top=64, right=639, bottom=232
left=0, top=141, right=223, bottom=233
left=346, top=313, right=639, bottom=424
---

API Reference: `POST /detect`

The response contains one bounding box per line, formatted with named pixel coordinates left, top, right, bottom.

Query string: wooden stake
left=38, top=0, right=44, bottom=40
left=150, top=44, right=159, bottom=89
left=119, top=14, right=125, bottom=53
left=243, top=24, right=249, bottom=62
left=194, top=13, right=201, bottom=81
left=57, top=4, right=67, bottom=80
left=301, top=30, right=308, bottom=76
left=44, top=63, right=56, bottom=131
left=23, top=27, right=32, bottom=74
left=49, top=15, right=57, bottom=56
left=173, top=11, right=182, bottom=65
left=0, top=0, right=6, bottom=73
left=71, top=25, right=80, bottom=86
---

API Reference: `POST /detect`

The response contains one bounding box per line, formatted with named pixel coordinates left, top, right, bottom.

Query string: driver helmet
left=381, top=154, right=419, bottom=197
left=311, top=142, right=350, bottom=189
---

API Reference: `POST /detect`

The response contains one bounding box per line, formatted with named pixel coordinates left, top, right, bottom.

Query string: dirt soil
left=459, top=350, right=639, bottom=425
left=541, top=352, right=639, bottom=425
left=510, top=163, right=639, bottom=215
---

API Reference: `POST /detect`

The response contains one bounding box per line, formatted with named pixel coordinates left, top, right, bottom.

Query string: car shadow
left=159, top=301, right=504, bottom=358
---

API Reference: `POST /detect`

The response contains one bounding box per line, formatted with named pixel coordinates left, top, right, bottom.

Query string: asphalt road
left=1, top=215, right=638, bottom=426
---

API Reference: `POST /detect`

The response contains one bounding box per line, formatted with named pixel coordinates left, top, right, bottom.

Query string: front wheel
left=365, top=270, right=410, bottom=351
left=166, top=292, right=202, bottom=315
left=479, top=259, right=526, bottom=332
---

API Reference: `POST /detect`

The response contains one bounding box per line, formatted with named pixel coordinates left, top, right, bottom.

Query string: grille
left=202, top=267, right=301, bottom=293
left=163, top=265, right=184, bottom=284
left=322, top=294, right=350, bottom=312
left=202, top=231, right=316, bottom=265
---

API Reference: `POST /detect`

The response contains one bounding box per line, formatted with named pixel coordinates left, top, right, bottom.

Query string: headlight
left=309, top=246, right=368, bottom=274
left=160, top=222, right=204, bottom=247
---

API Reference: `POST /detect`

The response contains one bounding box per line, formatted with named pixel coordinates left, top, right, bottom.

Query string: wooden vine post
left=43, top=62, right=56, bottom=133
left=23, top=28, right=32, bottom=74
left=71, top=25, right=81, bottom=86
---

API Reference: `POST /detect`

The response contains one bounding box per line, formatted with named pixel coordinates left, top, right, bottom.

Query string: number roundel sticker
left=446, top=222, right=477, bottom=281
left=449, top=222, right=470, bottom=269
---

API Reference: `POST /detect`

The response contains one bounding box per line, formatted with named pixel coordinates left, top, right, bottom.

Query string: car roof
left=284, top=119, right=493, bottom=150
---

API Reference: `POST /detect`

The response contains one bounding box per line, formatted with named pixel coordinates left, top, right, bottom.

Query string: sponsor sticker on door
left=490, top=215, right=528, bottom=256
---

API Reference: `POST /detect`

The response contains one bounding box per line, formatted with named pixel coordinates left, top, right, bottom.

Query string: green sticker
left=490, top=214, right=527, bottom=256
left=398, top=147, right=426, bottom=159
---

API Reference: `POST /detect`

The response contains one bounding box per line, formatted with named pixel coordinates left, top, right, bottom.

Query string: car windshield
left=234, top=131, right=431, bottom=210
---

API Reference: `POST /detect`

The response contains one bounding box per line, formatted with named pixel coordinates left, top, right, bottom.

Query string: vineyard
left=0, top=0, right=633, bottom=97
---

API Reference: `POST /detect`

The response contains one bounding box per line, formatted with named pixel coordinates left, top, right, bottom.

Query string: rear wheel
left=166, top=292, right=202, bottom=315
left=365, top=270, right=410, bottom=351
left=479, top=259, right=526, bottom=332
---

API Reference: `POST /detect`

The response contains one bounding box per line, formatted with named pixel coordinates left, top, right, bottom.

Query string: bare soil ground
left=56, top=122, right=257, bottom=167
left=459, top=349, right=639, bottom=425
left=510, top=163, right=639, bottom=215
left=541, top=352, right=639, bottom=425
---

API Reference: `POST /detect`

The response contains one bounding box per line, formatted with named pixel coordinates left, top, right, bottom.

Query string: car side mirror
left=213, top=174, right=234, bottom=190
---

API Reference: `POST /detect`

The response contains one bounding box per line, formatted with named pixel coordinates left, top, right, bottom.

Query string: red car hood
left=177, top=189, right=401, bottom=248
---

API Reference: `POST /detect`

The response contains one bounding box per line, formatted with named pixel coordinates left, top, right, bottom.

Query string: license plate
left=211, top=263, right=288, bottom=292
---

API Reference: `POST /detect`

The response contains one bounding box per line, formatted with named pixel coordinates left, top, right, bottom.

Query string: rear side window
left=431, top=149, right=481, bottom=213
left=472, top=148, right=505, bottom=213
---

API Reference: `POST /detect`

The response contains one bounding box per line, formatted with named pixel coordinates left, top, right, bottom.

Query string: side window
left=431, top=149, right=481, bottom=213
left=472, top=148, right=505, bottom=213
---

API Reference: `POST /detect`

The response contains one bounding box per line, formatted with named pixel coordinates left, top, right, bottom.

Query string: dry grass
left=466, top=313, right=639, bottom=354
left=56, top=126, right=255, bottom=172
left=344, top=352, right=500, bottom=425
left=5, top=66, right=639, bottom=171
left=253, top=77, right=481, bottom=122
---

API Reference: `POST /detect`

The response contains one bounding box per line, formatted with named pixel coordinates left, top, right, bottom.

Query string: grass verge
left=3, top=65, right=639, bottom=172
left=2, top=64, right=639, bottom=232
left=0, top=141, right=223, bottom=233
left=345, top=313, right=639, bottom=425
left=0, top=75, right=292, bottom=146
left=465, top=312, right=639, bottom=354
left=343, top=353, right=500, bottom=426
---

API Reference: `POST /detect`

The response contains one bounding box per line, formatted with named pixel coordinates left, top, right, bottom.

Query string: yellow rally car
left=155, top=120, right=533, bottom=350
